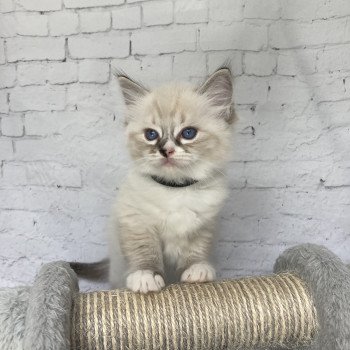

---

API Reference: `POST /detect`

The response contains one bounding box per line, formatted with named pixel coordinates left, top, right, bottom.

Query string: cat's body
left=71, top=68, right=235, bottom=293
left=109, top=168, right=228, bottom=290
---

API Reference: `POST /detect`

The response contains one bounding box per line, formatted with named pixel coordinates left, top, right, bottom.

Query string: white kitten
left=71, top=68, right=235, bottom=293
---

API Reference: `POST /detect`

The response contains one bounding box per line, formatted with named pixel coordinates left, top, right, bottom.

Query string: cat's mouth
left=161, top=158, right=176, bottom=167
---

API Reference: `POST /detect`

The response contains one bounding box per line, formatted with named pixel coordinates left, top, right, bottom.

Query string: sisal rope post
left=71, top=273, right=318, bottom=350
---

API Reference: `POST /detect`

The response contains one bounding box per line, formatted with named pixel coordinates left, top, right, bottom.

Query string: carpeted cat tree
left=1, top=244, right=350, bottom=350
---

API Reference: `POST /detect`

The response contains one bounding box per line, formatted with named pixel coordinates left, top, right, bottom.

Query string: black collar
left=150, top=175, right=198, bottom=188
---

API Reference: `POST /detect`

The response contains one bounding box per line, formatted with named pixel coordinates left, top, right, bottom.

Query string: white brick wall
left=142, top=1, right=173, bottom=26
left=0, top=0, right=349, bottom=291
left=7, top=37, right=65, bottom=61
left=80, top=11, right=111, bottom=33
left=49, top=12, right=79, bottom=36
left=112, top=6, right=141, bottom=29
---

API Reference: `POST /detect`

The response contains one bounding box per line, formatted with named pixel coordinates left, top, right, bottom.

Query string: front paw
left=181, top=262, right=216, bottom=283
left=126, top=270, right=165, bottom=293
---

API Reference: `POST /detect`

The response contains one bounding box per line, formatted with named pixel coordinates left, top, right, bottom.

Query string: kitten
left=72, top=67, right=235, bottom=293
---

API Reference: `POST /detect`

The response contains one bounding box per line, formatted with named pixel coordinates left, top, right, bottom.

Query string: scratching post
left=71, top=273, right=317, bottom=350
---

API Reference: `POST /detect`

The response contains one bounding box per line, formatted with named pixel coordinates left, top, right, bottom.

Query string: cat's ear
left=198, top=67, right=235, bottom=122
left=116, top=73, right=148, bottom=107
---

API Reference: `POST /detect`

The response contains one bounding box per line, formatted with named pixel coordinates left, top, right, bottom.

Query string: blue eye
left=181, top=127, right=197, bottom=140
left=145, top=129, right=159, bottom=141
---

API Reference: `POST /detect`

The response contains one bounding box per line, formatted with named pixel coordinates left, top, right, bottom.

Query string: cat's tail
left=69, top=259, right=110, bottom=281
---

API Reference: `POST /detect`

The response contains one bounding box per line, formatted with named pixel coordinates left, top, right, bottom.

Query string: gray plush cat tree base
left=1, top=244, right=349, bottom=350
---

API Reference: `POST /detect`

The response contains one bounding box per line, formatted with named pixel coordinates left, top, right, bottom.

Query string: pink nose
left=166, top=148, right=175, bottom=156
left=160, top=148, right=175, bottom=158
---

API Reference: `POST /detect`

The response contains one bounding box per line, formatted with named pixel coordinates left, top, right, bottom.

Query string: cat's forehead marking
left=149, top=88, right=188, bottom=124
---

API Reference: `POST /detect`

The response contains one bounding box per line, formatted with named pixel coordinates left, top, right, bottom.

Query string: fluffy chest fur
left=118, top=172, right=227, bottom=231
left=115, top=171, right=227, bottom=262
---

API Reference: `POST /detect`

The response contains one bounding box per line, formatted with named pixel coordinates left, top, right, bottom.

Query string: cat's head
left=117, top=68, right=235, bottom=183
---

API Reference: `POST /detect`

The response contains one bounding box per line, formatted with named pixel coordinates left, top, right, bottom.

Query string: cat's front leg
left=126, top=270, right=165, bottom=293
left=119, top=225, right=165, bottom=293
left=180, top=262, right=216, bottom=283
left=178, top=229, right=216, bottom=283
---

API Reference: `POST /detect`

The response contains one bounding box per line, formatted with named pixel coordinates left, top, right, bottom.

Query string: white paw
left=181, top=263, right=216, bottom=283
left=126, top=270, right=165, bottom=293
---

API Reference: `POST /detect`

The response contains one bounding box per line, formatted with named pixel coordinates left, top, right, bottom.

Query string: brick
left=173, top=52, right=206, bottom=79
left=1, top=116, right=23, bottom=136
left=68, top=33, right=129, bottom=59
left=268, top=77, right=310, bottom=103
left=139, top=55, right=173, bottom=85
left=216, top=242, right=283, bottom=272
left=132, top=28, right=196, bottom=54
left=310, top=73, right=350, bottom=103
left=16, top=0, right=61, bottom=11
left=316, top=45, right=350, bottom=73
left=223, top=162, right=245, bottom=190
left=244, top=0, right=280, bottom=19
left=0, top=211, right=40, bottom=236
left=315, top=0, right=350, bottom=18
left=16, top=13, right=48, bottom=36
left=50, top=12, right=79, bottom=36
left=244, top=161, right=322, bottom=189
left=111, top=57, right=141, bottom=77
left=80, top=11, right=111, bottom=33
left=25, top=111, right=57, bottom=135
left=79, top=60, right=110, bottom=83
left=17, top=63, right=47, bottom=86
left=317, top=100, right=350, bottom=128
left=244, top=52, right=277, bottom=76
left=207, top=51, right=243, bottom=76
left=0, top=90, right=8, bottom=113
left=0, top=187, right=62, bottom=211
left=10, top=86, right=66, bottom=112
left=14, top=138, right=63, bottom=161
left=325, top=163, right=350, bottom=188
left=281, top=0, right=319, bottom=20
left=174, top=0, right=207, bottom=23
left=277, top=50, right=317, bottom=76
left=112, top=6, right=140, bottom=29
left=226, top=188, right=285, bottom=218
left=66, top=83, right=115, bottom=110
left=209, top=0, right=244, bottom=21
left=25, top=162, right=82, bottom=187
left=200, top=23, right=267, bottom=51
left=2, top=163, right=27, bottom=185
left=281, top=0, right=350, bottom=21
left=270, top=19, right=350, bottom=49
left=142, top=1, right=173, bottom=26
left=0, top=0, right=14, bottom=13
left=256, top=216, right=339, bottom=245
left=0, top=14, right=16, bottom=37
left=233, top=76, right=269, bottom=104
left=0, top=39, right=5, bottom=63
left=64, top=0, right=123, bottom=8
left=0, top=139, right=13, bottom=159
left=7, top=37, right=65, bottom=62
left=48, top=62, right=78, bottom=84
left=25, top=110, right=102, bottom=137
left=0, top=65, right=16, bottom=88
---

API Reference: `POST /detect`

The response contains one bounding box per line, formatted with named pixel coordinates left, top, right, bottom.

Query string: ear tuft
left=198, top=67, right=234, bottom=121
left=115, top=71, right=148, bottom=106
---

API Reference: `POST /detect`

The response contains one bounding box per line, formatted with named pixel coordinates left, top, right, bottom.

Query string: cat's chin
left=136, top=160, right=220, bottom=182
left=160, top=158, right=176, bottom=167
